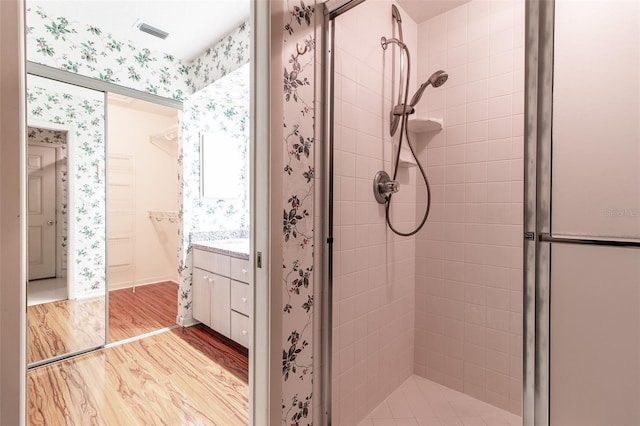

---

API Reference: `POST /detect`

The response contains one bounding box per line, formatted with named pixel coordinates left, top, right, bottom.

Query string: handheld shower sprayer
left=373, top=5, right=449, bottom=236
left=409, top=70, right=449, bottom=108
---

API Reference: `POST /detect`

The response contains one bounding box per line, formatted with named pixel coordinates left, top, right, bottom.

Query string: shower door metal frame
left=321, top=1, right=367, bottom=424
left=523, top=1, right=553, bottom=425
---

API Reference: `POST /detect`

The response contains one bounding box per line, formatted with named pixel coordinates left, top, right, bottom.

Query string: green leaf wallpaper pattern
left=27, top=74, right=106, bottom=298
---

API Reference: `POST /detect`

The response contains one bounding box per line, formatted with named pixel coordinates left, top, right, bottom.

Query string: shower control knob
left=381, top=180, right=400, bottom=194
left=373, top=170, right=400, bottom=204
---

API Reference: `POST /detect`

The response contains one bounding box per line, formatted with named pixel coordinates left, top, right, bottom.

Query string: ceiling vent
left=137, top=22, right=169, bottom=40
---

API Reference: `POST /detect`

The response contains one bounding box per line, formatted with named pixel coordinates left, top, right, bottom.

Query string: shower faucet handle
left=381, top=180, right=400, bottom=194
left=373, top=170, right=400, bottom=204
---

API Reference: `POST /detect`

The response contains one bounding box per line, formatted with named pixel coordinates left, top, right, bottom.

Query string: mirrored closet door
left=26, top=73, right=107, bottom=367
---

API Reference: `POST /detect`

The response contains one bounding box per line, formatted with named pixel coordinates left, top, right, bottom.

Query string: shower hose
left=385, top=63, right=432, bottom=237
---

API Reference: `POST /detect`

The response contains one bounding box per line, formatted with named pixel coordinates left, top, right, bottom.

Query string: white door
left=27, top=144, right=57, bottom=280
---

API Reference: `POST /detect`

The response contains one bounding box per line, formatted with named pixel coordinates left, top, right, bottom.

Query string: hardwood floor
left=28, top=325, right=249, bottom=425
left=108, top=281, right=178, bottom=343
left=27, top=297, right=106, bottom=365
left=28, top=281, right=178, bottom=365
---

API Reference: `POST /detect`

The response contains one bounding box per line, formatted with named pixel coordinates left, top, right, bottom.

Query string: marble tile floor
left=358, top=375, right=521, bottom=426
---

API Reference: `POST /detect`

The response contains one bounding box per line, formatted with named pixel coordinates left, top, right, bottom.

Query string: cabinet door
left=192, top=268, right=211, bottom=327
left=209, top=273, right=231, bottom=338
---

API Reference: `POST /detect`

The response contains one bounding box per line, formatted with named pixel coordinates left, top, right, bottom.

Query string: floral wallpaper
left=26, top=6, right=190, bottom=100
left=26, top=6, right=251, bottom=100
left=27, top=74, right=106, bottom=298
left=27, top=127, right=69, bottom=278
left=281, top=1, right=317, bottom=424
left=178, top=63, right=250, bottom=322
left=185, top=22, right=251, bottom=94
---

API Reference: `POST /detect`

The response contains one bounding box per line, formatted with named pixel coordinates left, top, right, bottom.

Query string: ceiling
left=396, top=0, right=472, bottom=23
left=30, top=0, right=250, bottom=62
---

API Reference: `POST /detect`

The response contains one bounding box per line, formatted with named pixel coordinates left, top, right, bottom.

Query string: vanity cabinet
left=192, top=248, right=251, bottom=347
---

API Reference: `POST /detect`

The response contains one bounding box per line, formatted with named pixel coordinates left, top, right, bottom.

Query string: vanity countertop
left=191, top=238, right=250, bottom=260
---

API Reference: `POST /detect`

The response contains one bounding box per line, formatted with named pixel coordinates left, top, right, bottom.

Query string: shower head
left=429, top=70, right=448, bottom=87
left=409, top=70, right=448, bottom=107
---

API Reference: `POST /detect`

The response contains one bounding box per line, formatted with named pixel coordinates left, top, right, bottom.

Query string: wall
left=178, top=63, right=250, bottom=322
left=279, top=0, right=317, bottom=423
left=26, top=5, right=190, bottom=100
left=26, top=5, right=250, bottom=100
left=27, top=74, right=107, bottom=299
left=107, top=102, right=179, bottom=289
left=414, top=0, right=524, bottom=414
left=185, top=22, right=250, bottom=94
left=331, top=2, right=419, bottom=424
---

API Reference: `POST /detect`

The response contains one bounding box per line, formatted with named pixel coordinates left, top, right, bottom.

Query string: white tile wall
left=332, top=2, right=419, bottom=424
left=414, top=0, right=524, bottom=415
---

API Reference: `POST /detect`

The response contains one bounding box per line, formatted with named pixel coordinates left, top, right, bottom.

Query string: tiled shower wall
left=413, top=0, right=525, bottom=415
left=331, top=2, right=419, bottom=424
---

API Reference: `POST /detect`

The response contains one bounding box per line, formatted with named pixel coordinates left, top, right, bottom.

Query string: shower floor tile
left=359, top=375, right=521, bottom=426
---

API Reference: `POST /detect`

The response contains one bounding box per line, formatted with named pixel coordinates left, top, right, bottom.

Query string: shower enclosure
left=327, top=1, right=524, bottom=425
left=323, top=0, right=640, bottom=425
left=324, top=0, right=525, bottom=424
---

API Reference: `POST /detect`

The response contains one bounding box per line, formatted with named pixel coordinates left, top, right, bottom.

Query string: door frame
left=27, top=120, right=76, bottom=298
left=0, top=0, right=275, bottom=424
left=26, top=141, right=59, bottom=280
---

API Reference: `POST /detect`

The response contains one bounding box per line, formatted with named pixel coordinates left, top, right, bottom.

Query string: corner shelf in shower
left=407, top=117, right=443, bottom=133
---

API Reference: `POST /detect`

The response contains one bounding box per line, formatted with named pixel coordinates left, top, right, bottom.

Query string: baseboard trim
left=108, top=278, right=178, bottom=292
left=176, top=315, right=200, bottom=327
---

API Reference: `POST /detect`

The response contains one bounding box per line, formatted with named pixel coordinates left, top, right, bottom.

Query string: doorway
left=106, top=94, right=181, bottom=344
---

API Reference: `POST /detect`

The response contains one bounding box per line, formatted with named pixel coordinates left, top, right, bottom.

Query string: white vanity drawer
left=231, top=280, right=251, bottom=317
left=230, top=257, right=251, bottom=284
left=231, top=311, right=250, bottom=348
left=193, top=249, right=230, bottom=276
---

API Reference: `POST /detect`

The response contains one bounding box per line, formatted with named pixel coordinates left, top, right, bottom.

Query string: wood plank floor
left=108, top=281, right=178, bottom=343
left=28, top=325, right=249, bottom=425
left=27, top=297, right=106, bottom=365
left=28, top=281, right=178, bottom=365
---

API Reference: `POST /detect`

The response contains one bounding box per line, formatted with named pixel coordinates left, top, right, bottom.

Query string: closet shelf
left=149, top=124, right=180, bottom=157
left=148, top=210, right=179, bottom=223
left=407, top=117, right=443, bottom=133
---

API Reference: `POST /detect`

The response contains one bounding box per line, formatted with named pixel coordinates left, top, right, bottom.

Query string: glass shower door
left=544, top=1, right=640, bottom=424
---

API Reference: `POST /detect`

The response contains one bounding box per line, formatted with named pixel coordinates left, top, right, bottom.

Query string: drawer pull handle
left=242, top=330, right=248, bottom=336
left=208, top=278, right=213, bottom=283
left=242, top=268, right=247, bottom=275
left=241, top=297, right=248, bottom=303
left=203, top=275, right=209, bottom=280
